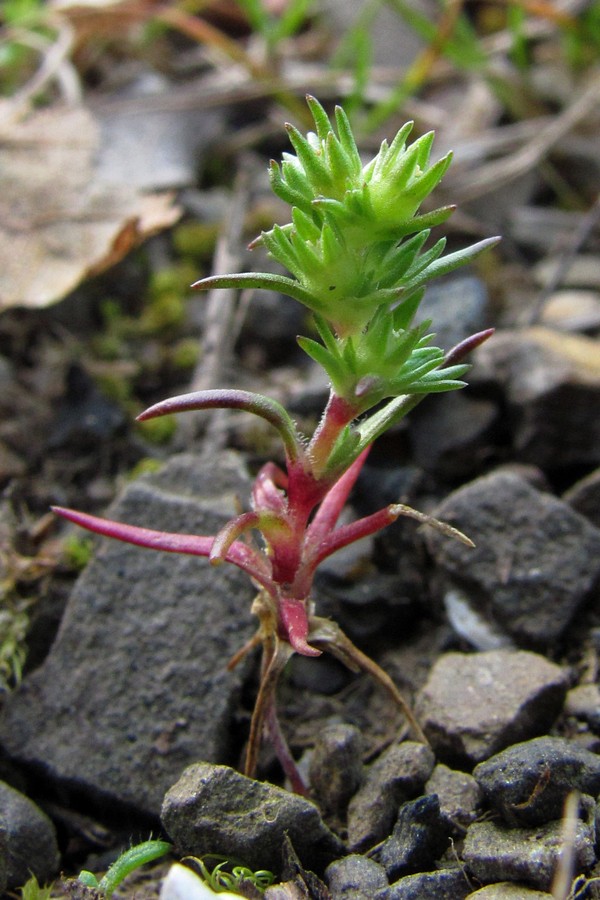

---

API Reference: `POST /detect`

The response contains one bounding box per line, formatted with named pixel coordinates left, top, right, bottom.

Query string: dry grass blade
left=452, top=72, right=600, bottom=201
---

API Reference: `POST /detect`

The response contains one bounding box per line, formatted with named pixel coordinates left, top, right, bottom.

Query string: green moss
left=172, top=221, right=219, bottom=260
left=170, top=338, right=200, bottom=371
left=127, top=457, right=165, bottom=480
left=62, top=535, right=93, bottom=570
left=136, top=415, right=177, bottom=445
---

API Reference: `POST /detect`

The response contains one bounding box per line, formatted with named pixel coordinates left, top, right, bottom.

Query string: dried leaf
left=0, top=104, right=181, bottom=311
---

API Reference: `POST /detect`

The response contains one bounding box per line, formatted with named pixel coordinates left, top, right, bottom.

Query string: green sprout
left=77, top=838, right=172, bottom=898
left=187, top=855, right=276, bottom=895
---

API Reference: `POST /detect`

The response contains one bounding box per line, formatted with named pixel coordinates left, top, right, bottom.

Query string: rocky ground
left=1, top=1, right=600, bottom=898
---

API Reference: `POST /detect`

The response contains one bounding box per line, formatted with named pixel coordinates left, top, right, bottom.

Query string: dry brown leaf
left=0, top=104, right=181, bottom=311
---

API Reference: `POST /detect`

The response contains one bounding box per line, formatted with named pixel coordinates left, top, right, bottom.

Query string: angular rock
left=380, top=794, right=451, bottom=882
left=387, top=867, right=472, bottom=900
left=473, top=326, right=600, bottom=468
left=416, top=275, right=491, bottom=355
left=462, top=817, right=595, bottom=891
left=425, top=764, right=482, bottom=833
left=409, top=392, right=498, bottom=480
left=415, top=650, right=567, bottom=766
left=347, top=741, right=435, bottom=852
left=426, top=471, right=600, bottom=646
left=466, top=884, right=552, bottom=898
left=0, top=781, right=60, bottom=891
left=0, top=453, right=257, bottom=818
left=473, top=736, right=600, bottom=827
left=161, top=763, right=344, bottom=875
left=309, top=724, right=364, bottom=820
left=325, top=854, right=388, bottom=899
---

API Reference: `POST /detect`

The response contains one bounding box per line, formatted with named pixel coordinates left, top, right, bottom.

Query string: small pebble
left=309, top=723, right=365, bottom=820
left=380, top=794, right=451, bottom=882
left=466, top=884, right=552, bottom=898
left=462, top=816, right=595, bottom=891
left=325, top=854, right=389, bottom=899
left=473, top=736, right=600, bottom=827
left=347, top=741, right=435, bottom=852
left=387, top=867, right=472, bottom=900
left=416, top=650, right=567, bottom=766
left=425, top=764, right=482, bottom=833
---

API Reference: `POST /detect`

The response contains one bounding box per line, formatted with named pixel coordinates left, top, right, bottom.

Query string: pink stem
left=310, top=504, right=400, bottom=568
left=307, top=392, right=358, bottom=478
left=265, top=699, right=308, bottom=795
left=304, top=446, right=371, bottom=554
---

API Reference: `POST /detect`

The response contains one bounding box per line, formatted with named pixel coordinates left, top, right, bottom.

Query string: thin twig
left=451, top=73, right=600, bottom=201
left=551, top=792, right=580, bottom=900
left=526, top=193, right=600, bottom=325
left=176, top=158, right=253, bottom=450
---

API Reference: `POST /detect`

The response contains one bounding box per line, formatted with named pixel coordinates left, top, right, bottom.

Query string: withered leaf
left=0, top=104, right=180, bottom=311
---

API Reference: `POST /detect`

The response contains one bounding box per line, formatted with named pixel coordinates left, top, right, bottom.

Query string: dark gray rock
left=472, top=326, right=600, bottom=468
left=462, top=816, right=596, bottom=891
left=380, top=794, right=451, bottom=882
left=564, top=467, right=600, bottom=529
left=309, top=724, right=364, bottom=820
left=425, top=764, right=482, bottom=833
left=416, top=276, right=491, bottom=354
left=347, top=741, right=435, bottom=852
left=416, top=650, right=567, bottom=766
left=161, top=762, right=344, bottom=875
left=387, top=867, right=472, bottom=900
left=0, top=453, right=257, bottom=818
left=325, top=854, right=388, bottom=899
left=426, top=471, right=600, bottom=646
left=409, top=392, right=498, bottom=480
left=0, top=781, right=60, bottom=891
left=473, top=736, right=600, bottom=827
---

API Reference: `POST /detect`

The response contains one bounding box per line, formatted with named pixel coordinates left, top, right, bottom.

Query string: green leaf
left=285, top=123, right=333, bottom=192
left=192, top=271, right=327, bottom=316
left=404, top=236, right=501, bottom=290
left=334, top=104, right=362, bottom=174
left=297, top=336, right=346, bottom=389
left=306, top=94, right=332, bottom=141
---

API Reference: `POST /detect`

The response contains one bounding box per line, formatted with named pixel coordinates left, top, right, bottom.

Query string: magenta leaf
left=52, top=507, right=274, bottom=591
left=137, top=389, right=303, bottom=463
left=279, top=598, right=321, bottom=657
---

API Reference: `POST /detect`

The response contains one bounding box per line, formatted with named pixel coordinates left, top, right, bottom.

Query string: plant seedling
left=54, top=96, right=497, bottom=793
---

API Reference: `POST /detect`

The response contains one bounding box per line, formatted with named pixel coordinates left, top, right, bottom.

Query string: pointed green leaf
left=306, top=94, right=332, bottom=141
left=334, top=105, right=362, bottom=175
left=297, top=336, right=346, bottom=389
left=285, top=123, right=333, bottom=192
left=405, top=236, right=501, bottom=290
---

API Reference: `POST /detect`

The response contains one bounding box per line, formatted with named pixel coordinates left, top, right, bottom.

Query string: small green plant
left=188, top=855, right=276, bottom=895
left=54, top=96, right=498, bottom=792
left=77, top=838, right=172, bottom=898
left=20, top=875, right=53, bottom=900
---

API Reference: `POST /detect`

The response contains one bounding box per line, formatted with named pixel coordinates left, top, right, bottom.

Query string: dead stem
left=245, top=636, right=294, bottom=779
left=310, top=616, right=429, bottom=745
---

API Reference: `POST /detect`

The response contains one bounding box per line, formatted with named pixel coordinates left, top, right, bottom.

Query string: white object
left=160, top=863, right=241, bottom=900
